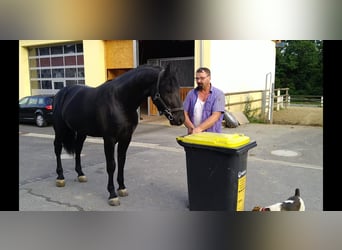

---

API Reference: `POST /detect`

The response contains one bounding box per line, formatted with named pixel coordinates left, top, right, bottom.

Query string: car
left=19, top=94, right=55, bottom=127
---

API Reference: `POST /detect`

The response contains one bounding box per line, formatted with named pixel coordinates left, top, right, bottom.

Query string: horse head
left=152, top=64, right=185, bottom=126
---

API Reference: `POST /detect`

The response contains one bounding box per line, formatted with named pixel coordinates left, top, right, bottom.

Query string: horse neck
left=102, top=69, right=159, bottom=112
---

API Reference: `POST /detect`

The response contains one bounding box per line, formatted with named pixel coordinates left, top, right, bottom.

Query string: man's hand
left=192, top=127, right=203, bottom=134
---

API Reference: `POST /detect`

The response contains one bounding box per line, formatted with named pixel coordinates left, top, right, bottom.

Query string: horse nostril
left=177, top=117, right=184, bottom=125
left=170, top=118, right=182, bottom=126
left=171, top=112, right=185, bottom=126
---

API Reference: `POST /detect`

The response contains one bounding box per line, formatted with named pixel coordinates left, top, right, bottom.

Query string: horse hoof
left=78, top=175, right=88, bottom=182
left=56, top=179, right=65, bottom=187
left=117, top=189, right=128, bottom=197
left=108, top=197, right=120, bottom=206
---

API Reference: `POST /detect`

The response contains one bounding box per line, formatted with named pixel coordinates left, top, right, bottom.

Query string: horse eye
left=162, top=83, right=172, bottom=93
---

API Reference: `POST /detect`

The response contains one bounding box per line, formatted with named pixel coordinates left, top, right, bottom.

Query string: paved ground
left=19, top=119, right=323, bottom=211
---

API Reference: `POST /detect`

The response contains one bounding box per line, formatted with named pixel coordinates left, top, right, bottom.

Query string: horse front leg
left=103, top=137, right=119, bottom=206
left=116, top=138, right=131, bottom=197
left=75, top=133, right=87, bottom=183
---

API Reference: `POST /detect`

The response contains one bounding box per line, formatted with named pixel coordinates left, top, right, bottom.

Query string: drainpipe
left=200, top=40, right=204, bottom=67
left=134, top=40, right=140, bottom=121
left=265, top=72, right=274, bottom=123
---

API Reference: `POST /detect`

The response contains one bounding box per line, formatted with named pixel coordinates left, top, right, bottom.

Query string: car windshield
left=19, top=97, right=29, bottom=105
left=19, top=96, right=54, bottom=105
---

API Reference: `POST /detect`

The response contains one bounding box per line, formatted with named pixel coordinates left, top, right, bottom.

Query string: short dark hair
left=196, top=67, right=211, bottom=76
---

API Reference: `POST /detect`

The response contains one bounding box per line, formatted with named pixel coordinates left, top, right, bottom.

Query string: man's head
left=195, top=67, right=211, bottom=91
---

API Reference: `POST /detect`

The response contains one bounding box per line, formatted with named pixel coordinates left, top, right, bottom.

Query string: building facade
left=19, top=40, right=278, bottom=119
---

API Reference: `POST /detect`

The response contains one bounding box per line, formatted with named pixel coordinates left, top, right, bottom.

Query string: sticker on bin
left=177, top=132, right=250, bottom=148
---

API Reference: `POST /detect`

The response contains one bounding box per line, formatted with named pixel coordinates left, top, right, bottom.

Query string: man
left=183, top=67, right=225, bottom=134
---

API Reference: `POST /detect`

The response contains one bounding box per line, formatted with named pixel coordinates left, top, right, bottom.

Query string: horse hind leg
left=54, top=121, right=77, bottom=187
left=74, top=133, right=88, bottom=183
left=54, top=135, right=65, bottom=187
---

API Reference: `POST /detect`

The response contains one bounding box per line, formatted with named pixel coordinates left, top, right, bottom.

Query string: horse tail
left=53, top=86, right=69, bottom=115
left=62, top=129, right=76, bottom=155
left=53, top=86, right=76, bottom=155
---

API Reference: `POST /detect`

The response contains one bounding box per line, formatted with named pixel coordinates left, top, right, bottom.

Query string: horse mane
left=105, top=64, right=163, bottom=84
left=100, top=65, right=166, bottom=92
left=94, top=64, right=167, bottom=107
left=137, top=64, right=163, bottom=70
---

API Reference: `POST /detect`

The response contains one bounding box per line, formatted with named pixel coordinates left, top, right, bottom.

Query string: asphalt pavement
left=19, top=120, right=323, bottom=211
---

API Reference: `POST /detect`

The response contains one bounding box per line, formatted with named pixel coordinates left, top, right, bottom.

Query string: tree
left=275, top=40, right=323, bottom=95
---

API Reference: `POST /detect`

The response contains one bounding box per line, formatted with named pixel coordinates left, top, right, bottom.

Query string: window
left=64, top=44, right=75, bottom=54
left=77, top=55, right=84, bottom=65
left=65, top=68, right=76, bottom=78
left=40, top=57, right=51, bottom=67
left=41, top=80, right=52, bottom=89
left=51, top=57, right=64, bottom=66
left=66, top=80, right=77, bottom=86
left=76, top=44, right=83, bottom=53
left=28, top=42, right=85, bottom=93
left=52, top=68, right=64, bottom=78
left=65, top=56, right=76, bottom=65
left=54, top=81, right=64, bottom=89
left=51, top=45, right=63, bottom=55
left=28, top=97, right=38, bottom=105
left=39, top=47, right=50, bottom=56
left=38, top=98, right=46, bottom=105
left=77, top=67, right=84, bottom=77
left=148, top=57, right=194, bottom=87
left=41, top=69, right=51, bottom=78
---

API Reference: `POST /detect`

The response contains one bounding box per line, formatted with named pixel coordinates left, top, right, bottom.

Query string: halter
left=152, top=69, right=184, bottom=121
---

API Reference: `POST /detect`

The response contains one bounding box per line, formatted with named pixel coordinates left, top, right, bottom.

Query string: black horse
left=52, top=64, right=185, bottom=206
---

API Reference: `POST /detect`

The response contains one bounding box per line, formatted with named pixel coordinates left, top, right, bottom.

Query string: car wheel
left=35, top=114, right=46, bottom=127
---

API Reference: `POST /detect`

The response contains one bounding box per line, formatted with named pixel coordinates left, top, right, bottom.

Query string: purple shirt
left=183, top=84, right=225, bottom=133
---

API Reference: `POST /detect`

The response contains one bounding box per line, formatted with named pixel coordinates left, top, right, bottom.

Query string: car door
left=19, top=97, right=30, bottom=121
left=20, top=96, right=38, bottom=122
left=27, top=96, right=39, bottom=121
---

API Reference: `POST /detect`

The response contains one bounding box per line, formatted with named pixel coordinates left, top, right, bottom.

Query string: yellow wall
left=19, top=43, right=31, bottom=99
left=82, top=40, right=106, bottom=87
left=194, top=40, right=211, bottom=80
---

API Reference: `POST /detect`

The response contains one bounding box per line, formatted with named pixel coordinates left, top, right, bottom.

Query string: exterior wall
left=105, top=40, right=135, bottom=80
left=194, top=40, right=277, bottom=117
left=19, top=40, right=276, bottom=119
left=19, top=40, right=73, bottom=98
left=210, top=40, right=276, bottom=93
left=82, top=40, right=106, bottom=87
left=19, top=42, right=31, bottom=99
left=105, top=40, right=134, bottom=69
left=19, top=40, right=108, bottom=98
left=194, top=40, right=211, bottom=72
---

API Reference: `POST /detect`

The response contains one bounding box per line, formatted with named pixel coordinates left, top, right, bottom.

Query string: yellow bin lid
left=177, top=132, right=250, bottom=149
